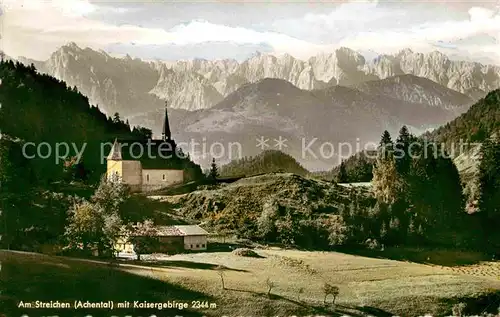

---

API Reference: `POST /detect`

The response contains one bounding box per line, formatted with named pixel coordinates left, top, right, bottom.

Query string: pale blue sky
left=1, top=0, right=499, bottom=63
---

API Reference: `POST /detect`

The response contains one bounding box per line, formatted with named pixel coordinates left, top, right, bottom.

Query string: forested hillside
left=423, top=90, right=500, bottom=218
left=425, top=89, right=500, bottom=149
left=218, top=150, right=309, bottom=178
left=0, top=61, right=202, bottom=183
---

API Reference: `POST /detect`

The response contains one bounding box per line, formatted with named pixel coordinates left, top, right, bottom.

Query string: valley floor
left=1, top=248, right=500, bottom=317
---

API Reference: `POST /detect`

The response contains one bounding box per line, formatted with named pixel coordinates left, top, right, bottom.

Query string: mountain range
left=17, top=43, right=499, bottom=114
left=13, top=43, right=500, bottom=170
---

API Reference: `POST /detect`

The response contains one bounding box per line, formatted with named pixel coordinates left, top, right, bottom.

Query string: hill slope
left=426, top=89, right=500, bottom=149
left=218, top=150, right=309, bottom=177
left=423, top=89, right=500, bottom=212
left=424, top=89, right=500, bottom=182
left=176, top=173, right=357, bottom=244
left=3, top=249, right=500, bottom=317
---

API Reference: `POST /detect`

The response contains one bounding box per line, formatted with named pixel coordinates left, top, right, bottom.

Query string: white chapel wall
left=141, top=169, right=184, bottom=192
left=121, top=160, right=142, bottom=191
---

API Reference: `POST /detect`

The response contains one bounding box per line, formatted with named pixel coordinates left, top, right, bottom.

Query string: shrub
left=322, top=283, right=340, bottom=304
left=266, top=278, right=275, bottom=297
left=364, top=238, right=380, bottom=250
left=297, top=287, right=304, bottom=301
left=232, top=248, right=260, bottom=257
left=257, top=200, right=278, bottom=239
left=215, top=265, right=226, bottom=290
left=327, top=215, right=350, bottom=246
left=452, top=302, right=467, bottom=317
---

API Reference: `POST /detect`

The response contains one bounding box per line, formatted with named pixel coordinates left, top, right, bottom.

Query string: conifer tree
left=394, top=126, right=412, bottom=175
left=209, top=158, right=219, bottom=181
left=378, top=130, right=394, bottom=159
left=380, top=130, right=392, bottom=146
left=337, top=160, right=348, bottom=183
left=112, top=112, right=121, bottom=124
left=396, top=126, right=411, bottom=144
left=379, top=130, right=393, bottom=160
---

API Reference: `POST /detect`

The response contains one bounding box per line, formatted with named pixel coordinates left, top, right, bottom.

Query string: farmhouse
left=106, top=104, right=184, bottom=192
left=116, top=225, right=209, bottom=255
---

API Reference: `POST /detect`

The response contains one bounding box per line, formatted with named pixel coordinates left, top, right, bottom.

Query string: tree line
left=369, top=126, right=467, bottom=248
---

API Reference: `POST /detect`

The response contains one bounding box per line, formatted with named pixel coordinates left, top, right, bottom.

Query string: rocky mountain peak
left=18, top=43, right=500, bottom=113
left=397, top=48, right=415, bottom=57
left=335, top=47, right=366, bottom=67
left=65, top=42, right=81, bottom=50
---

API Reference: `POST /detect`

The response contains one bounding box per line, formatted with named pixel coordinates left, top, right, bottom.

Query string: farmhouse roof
left=174, top=225, right=209, bottom=236
left=155, top=225, right=208, bottom=236
left=156, top=226, right=184, bottom=236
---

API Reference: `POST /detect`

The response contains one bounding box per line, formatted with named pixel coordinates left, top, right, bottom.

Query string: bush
left=327, top=215, right=350, bottom=247
left=257, top=200, right=278, bottom=239
left=364, top=238, right=380, bottom=250
left=265, top=277, right=275, bottom=297
left=297, top=287, right=304, bottom=301
left=232, top=248, right=260, bottom=257
left=215, top=265, right=226, bottom=289
left=452, top=302, right=467, bottom=317
left=322, top=283, right=340, bottom=304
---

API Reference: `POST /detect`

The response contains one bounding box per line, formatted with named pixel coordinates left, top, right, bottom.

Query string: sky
left=1, top=0, right=500, bottom=64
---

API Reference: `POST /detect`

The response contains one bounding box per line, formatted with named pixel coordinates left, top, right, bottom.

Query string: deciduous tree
left=124, top=219, right=159, bottom=261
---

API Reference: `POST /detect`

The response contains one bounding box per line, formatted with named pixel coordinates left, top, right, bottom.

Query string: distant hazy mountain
left=19, top=43, right=499, bottom=115
left=130, top=78, right=472, bottom=170
left=18, top=43, right=164, bottom=117
left=353, top=74, right=473, bottom=114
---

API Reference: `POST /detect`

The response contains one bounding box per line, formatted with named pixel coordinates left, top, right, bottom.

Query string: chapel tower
left=161, top=101, right=171, bottom=141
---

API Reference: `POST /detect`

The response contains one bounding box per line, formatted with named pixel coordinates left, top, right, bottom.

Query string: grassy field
left=2, top=248, right=500, bottom=317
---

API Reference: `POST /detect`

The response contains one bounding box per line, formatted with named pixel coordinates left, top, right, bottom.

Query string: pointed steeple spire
left=107, top=139, right=122, bottom=160
left=162, top=100, right=171, bottom=141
